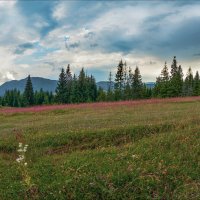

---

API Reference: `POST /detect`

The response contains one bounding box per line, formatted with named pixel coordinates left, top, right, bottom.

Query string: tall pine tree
left=169, top=56, right=183, bottom=97
left=170, top=56, right=178, bottom=77
left=66, top=64, right=72, bottom=103
left=154, top=62, right=170, bottom=97
left=23, top=75, right=34, bottom=106
left=55, top=68, right=67, bottom=103
left=115, top=60, right=124, bottom=100
left=107, top=71, right=114, bottom=101
left=183, top=67, right=194, bottom=96
left=132, top=67, right=143, bottom=99
left=193, top=71, right=200, bottom=96
left=78, top=68, right=87, bottom=103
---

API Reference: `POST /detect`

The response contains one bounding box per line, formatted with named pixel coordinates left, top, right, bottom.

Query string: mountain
left=0, top=78, right=155, bottom=96
left=96, top=81, right=114, bottom=91
left=0, top=77, right=57, bottom=96
left=145, top=82, right=155, bottom=89
left=97, top=81, right=155, bottom=90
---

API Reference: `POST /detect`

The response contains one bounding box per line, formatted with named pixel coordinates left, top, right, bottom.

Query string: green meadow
left=0, top=100, right=200, bottom=199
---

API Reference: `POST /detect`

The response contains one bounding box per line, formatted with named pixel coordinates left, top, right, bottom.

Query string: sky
left=0, top=0, right=200, bottom=84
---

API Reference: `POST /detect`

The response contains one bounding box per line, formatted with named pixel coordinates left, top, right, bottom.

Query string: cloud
left=0, top=71, right=18, bottom=84
left=0, top=1, right=16, bottom=8
left=14, top=42, right=36, bottom=54
left=52, top=1, right=68, bottom=21
left=69, top=42, right=80, bottom=49
left=1, top=0, right=200, bottom=84
left=193, top=53, right=200, bottom=57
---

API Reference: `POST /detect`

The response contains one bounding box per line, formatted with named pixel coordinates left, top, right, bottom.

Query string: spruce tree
left=170, top=56, right=178, bottom=78
left=161, top=62, right=169, bottom=82
left=97, top=87, right=106, bottom=102
left=114, top=60, right=124, bottom=100
left=66, top=64, right=72, bottom=103
left=153, top=76, right=162, bottom=97
left=55, top=68, right=67, bottom=103
left=23, top=75, right=34, bottom=106
left=71, top=74, right=79, bottom=103
left=123, top=61, right=128, bottom=89
left=193, top=71, right=200, bottom=96
left=88, top=75, right=97, bottom=102
left=177, top=65, right=184, bottom=95
left=125, top=66, right=133, bottom=99
left=155, top=62, right=170, bottom=97
left=161, top=62, right=169, bottom=97
left=168, top=57, right=183, bottom=97
left=107, top=71, right=114, bottom=101
left=78, top=68, right=87, bottom=102
left=183, top=67, right=193, bottom=96
left=108, top=71, right=113, bottom=92
left=132, top=66, right=143, bottom=99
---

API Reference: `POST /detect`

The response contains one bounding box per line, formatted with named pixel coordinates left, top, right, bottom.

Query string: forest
left=0, top=56, right=199, bottom=107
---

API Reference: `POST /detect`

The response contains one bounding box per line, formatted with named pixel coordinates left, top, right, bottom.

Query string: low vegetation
left=0, top=98, right=200, bottom=199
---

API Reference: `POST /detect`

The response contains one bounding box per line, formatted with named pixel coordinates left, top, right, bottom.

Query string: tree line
left=0, top=76, right=54, bottom=107
left=98, top=56, right=200, bottom=101
left=0, top=65, right=97, bottom=107
left=153, top=56, right=200, bottom=97
left=0, top=56, right=199, bottom=107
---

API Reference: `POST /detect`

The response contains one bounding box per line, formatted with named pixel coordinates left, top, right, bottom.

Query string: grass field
left=0, top=98, right=200, bottom=199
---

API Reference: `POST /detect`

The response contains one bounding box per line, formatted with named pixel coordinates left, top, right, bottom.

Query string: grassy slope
left=0, top=100, right=200, bottom=199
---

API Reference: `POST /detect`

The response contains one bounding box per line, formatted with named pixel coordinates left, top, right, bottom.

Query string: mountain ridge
left=0, top=77, right=57, bottom=96
left=0, top=77, right=155, bottom=96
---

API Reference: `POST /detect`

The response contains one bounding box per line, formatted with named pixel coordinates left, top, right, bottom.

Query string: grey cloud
left=149, top=61, right=157, bottom=65
left=0, top=71, right=18, bottom=84
left=193, top=53, right=200, bottom=57
left=14, top=42, right=35, bottom=54
left=69, top=42, right=80, bottom=49
left=90, top=43, right=98, bottom=48
left=95, top=15, right=200, bottom=59
left=84, top=31, right=95, bottom=39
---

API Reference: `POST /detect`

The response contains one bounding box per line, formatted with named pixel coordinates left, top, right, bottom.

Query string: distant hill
left=145, top=82, right=155, bottom=89
left=97, top=81, right=155, bottom=90
left=0, top=77, right=57, bottom=96
left=0, top=78, right=155, bottom=96
left=96, top=81, right=114, bottom=91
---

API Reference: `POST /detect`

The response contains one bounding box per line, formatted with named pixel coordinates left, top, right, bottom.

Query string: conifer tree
left=108, top=71, right=113, bottom=92
left=78, top=68, right=87, bottom=102
left=66, top=64, right=72, bottom=103
left=183, top=67, right=194, bottom=96
left=87, top=75, right=97, bottom=102
left=177, top=65, right=184, bottom=95
left=154, top=62, right=170, bottom=97
left=123, top=61, right=128, bottom=89
left=115, top=60, right=124, bottom=100
left=170, top=56, right=178, bottom=78
left=161, top=62, right=169, bottom=82
left=71, top=74, right=79, bottom=103
left=23, top=75, right=34, bottom=106
left=153, top=76, right=162, bottom=97
left=132, top=66, right=143, bottom=99
left=107, top=71, right=114, bottom=101
left=160, top=62, right=170, bottom=97
left=55, top=68, right=67, bottom=103
left=125, top=66, right=133, bottom=99
left=168, top=57, right=183, bottom=97
left=97, top=87, right=106, bottom=102
left=193, top=71, right=200, bottom=96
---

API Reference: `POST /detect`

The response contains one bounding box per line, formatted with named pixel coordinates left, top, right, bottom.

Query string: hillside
left=0, top=78, right=155, bottom=96
left=0, top=97, right=199, bottom=199
left=0, top=77, right=57, bottom=96
left=96, top=81, right=155, bottom=90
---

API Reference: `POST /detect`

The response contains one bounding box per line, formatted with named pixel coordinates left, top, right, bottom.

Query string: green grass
left=0, top=101, right=200, bottom=199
